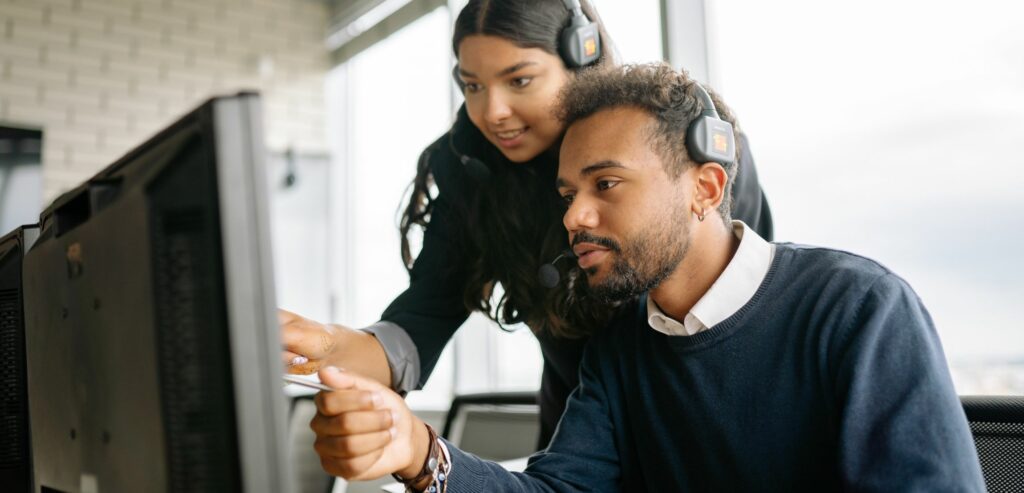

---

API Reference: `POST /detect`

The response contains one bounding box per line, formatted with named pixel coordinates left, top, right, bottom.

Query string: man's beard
left=576, top=210, right=691, bottom=303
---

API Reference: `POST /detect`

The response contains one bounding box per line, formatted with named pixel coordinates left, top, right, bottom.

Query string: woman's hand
left=310, top=367, right=432, bottom=483
left=279, top=309, right=392, bottom=387
left=279, top=308, right=344, bottom=374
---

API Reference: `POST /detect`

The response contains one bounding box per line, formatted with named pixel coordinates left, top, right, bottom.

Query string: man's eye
left=596, top=180, right=618, bottom=191
left=465, top=83, right=482, bottom=93
left=511, top=77, right=533, bottom=89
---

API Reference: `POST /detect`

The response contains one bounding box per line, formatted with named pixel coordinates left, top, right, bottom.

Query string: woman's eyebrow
left=459, top=61, right=538, bottom=79
left=495, top=61, right=538, bottom=77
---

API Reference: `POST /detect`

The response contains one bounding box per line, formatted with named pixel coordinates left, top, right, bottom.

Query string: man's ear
left=692, top=162, right=729, bottom=216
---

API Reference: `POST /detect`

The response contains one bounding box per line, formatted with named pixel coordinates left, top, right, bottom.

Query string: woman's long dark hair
left=399, top=0, right=616, bottom=339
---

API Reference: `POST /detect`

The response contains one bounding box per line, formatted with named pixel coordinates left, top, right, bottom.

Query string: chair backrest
left=288, top=394, right=336, bottom=493
left=442, top=391, right=540, bottom=462
left=961, top=395, right=1024, bottom=493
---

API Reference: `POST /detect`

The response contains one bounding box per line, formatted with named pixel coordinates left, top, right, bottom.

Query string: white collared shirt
left=647, top=221, right=775, bottom=336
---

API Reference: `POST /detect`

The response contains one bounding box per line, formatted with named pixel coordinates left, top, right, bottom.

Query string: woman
left=281, top=0, right=773, bottom=448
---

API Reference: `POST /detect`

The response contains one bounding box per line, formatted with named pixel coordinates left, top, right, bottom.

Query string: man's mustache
left=571, top=231, right=622, bottom=253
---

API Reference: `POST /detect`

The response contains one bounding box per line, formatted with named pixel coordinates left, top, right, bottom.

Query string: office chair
left=289, top=394, right=336, bottom=493
left=961, top=395, right=1024, bottom=493
left=441, top=391, right=540, bottom=462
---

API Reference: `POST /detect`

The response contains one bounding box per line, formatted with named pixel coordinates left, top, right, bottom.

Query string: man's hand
left=310, top=367, right=431, bottom=482
left=279, top=309, right=391, bottom=387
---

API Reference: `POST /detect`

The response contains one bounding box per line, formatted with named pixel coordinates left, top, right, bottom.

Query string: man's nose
left=563, top=197, right=599, bottom=232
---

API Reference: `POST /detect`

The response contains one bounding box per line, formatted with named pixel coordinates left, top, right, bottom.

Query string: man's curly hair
left=556, top=62, right=742, bottom=219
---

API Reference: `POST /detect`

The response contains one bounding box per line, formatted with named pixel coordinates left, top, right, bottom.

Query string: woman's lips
left=494, top=127, right=528, bottom=148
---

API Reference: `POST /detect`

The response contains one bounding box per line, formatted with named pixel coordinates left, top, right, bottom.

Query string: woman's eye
left=596, top=180, right=618, bottom=191
left=465, top=82, right=482, bottom=93
left=561, top=193, right=575, bottom=205
left=511, top=77, right=533, bottom=89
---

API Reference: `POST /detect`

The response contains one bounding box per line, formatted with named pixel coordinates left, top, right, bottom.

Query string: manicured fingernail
left=290, top=356, right=308, bottom=366
left=389, top=427, right=397, bottom=439
left=391, top=411, right=399, bottom=425
left=325, top=366, right=340, bottom=373
left=371, top=392, right=382, bottom=407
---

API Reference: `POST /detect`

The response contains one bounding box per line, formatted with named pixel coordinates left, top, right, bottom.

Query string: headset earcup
left=686, top=116, right=710, bottom=164
left=559, top=22, right=601, bottom=67
left=687, top=115, right=737, bottom=166
left=560, top=29, right=583, bottom=68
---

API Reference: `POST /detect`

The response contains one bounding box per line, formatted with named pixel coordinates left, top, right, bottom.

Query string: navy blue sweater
left=444, top=244, right=984, bottom=492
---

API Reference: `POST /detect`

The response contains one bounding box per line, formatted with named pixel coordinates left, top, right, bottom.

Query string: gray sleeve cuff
left=360, top=321, right=421, bottom=395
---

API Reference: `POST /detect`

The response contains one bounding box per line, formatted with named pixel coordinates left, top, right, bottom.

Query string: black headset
left=687, top=82, right=736, bottom=166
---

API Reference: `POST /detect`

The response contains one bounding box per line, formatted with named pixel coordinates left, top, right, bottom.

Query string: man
left=307, top=63, right=984, bottom=492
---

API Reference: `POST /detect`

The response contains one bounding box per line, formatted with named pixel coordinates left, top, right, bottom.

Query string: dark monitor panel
left=0, top=225, right=39, bottom=493
left=21, top=94, right=292, bottom=493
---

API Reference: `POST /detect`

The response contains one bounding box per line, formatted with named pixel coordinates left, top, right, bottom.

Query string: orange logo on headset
left=584, top=38, right=597, bottom=57
left=713, top=132, right=729, bottom=153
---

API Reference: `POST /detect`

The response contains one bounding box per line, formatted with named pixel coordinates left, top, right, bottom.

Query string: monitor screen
left=21, top=94, right=293, bottom=493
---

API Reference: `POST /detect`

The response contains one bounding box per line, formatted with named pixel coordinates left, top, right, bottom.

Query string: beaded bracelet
left=417, top=433, right=452, bottom=493
left=435, top=438, right=452, bottom=493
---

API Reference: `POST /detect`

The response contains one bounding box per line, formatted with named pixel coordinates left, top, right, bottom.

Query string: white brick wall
left=0, top=0, right=331, bottom=201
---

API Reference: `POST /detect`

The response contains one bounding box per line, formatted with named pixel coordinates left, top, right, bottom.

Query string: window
left=591, top=0, right=663, bottom=63
left=269, top=150, right=332, bottom=323
left=328, top=6, right=456, bottom=408
left=708, top=0, right=1024, bottom=394
left=0, top=127, right=43, bottom=234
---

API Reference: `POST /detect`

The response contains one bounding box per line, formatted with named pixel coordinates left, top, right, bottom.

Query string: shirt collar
left=647, top=220, right=775, bottom=336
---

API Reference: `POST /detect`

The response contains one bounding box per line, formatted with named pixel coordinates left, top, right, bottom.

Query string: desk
left=382, top=457, right=529, bottom=492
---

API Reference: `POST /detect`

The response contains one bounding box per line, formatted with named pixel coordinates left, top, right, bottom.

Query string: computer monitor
left=0, top=224, right=39, bottom=493
left=21, top=93, right=294, bottom=493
